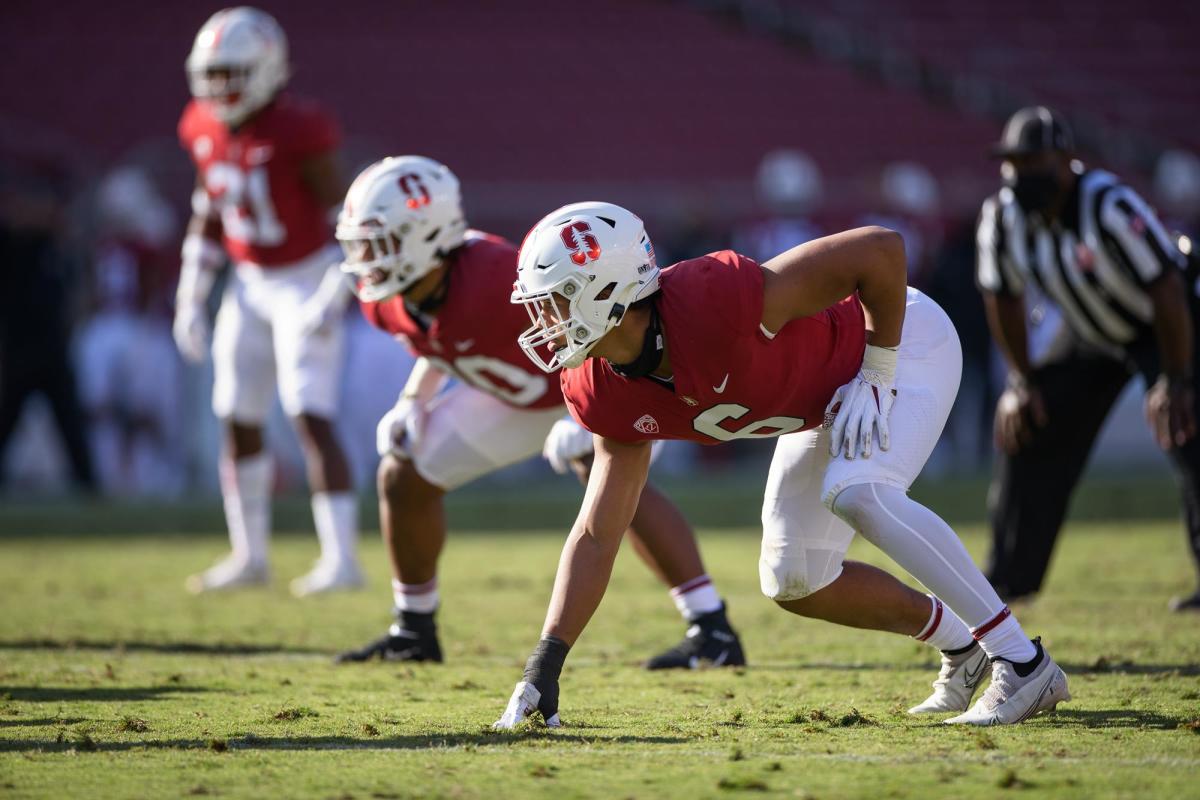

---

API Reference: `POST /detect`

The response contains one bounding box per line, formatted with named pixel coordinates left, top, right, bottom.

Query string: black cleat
left=335, top=610, right=443, bottom=663
left=645, top=603, right=746, bottom=670
left=1169, top=590, right=1200, bottom=613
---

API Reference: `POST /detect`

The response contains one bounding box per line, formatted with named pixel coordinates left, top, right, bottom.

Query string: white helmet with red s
left=186, top=7, right=289, bottom=126
left=336, top=156, right=468, bottom=302
left=512, top=202, right=659, bottom=372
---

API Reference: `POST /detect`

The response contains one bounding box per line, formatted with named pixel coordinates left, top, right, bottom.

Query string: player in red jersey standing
left=174, top=8, right=360, bottom=596
left=332, top=157, right=743, bottom=667
left=497, top=202, right=1071, bottom=728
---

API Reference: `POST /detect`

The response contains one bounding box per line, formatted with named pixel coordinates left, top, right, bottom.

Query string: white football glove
left=493, top=680, right=561, bottom=730
left=542, top=418, right=595, bottom=474
left=825, top=344, right=899, bottom=460
left=172, top=302, right=210, bottom=364
left=174, top=237, right=220, bottom=364
left=376, top=397, right=424, bottom=458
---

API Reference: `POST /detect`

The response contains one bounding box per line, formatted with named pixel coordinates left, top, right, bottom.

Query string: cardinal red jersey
left=562, top=251, right=866, bottom=444
left=178, top=94, right=340, bottom=267
left=361, top=231, right=563, bottom=410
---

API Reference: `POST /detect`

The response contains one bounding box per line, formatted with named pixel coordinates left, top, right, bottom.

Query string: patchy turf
left=0, top=495, right=1197, bottom=799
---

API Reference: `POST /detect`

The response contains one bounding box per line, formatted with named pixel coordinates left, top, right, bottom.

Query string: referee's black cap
left=991, top=106, right=1075, bottom=158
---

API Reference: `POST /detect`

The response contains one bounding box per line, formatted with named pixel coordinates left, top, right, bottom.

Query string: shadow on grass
left=744, top=662, right=931, bottom=673
left=0, top=639, right=330, bottom=657
left=1049, top=709, right=1195, bottom=730
left=0, top=730, right=689, bottom=753
left=1061, top=662, right=1200, bottom=677
left=0, top=718, right=87, bottom=728
left=0, top=686, right=207, bottom=703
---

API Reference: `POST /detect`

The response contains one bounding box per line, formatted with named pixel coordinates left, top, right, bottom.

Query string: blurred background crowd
left=2, top=0, right=1197, bottom=498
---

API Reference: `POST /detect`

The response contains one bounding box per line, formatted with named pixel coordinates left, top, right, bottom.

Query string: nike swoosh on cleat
left=711, top=649, right=730, bottom=667
left=964, top=656, right=988, bottom=688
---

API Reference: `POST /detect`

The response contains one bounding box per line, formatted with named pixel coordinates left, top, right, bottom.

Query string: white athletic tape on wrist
left=861, top=343, right=898, bottom=383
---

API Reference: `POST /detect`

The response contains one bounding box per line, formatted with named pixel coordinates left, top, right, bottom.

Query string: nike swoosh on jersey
left=713, top=374, right=730, bottom=393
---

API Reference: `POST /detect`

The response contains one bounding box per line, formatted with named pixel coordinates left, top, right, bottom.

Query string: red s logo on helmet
left=560, top=221, right=601, bottom=266
left=397, top=174, right=431, bottom=209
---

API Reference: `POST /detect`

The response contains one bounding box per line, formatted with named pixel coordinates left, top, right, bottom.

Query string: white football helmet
left=336, top=156, right=467, bottom=302
left=512, top=201, right=659, bottom=372
left=186, top=7, right=289, bottom=126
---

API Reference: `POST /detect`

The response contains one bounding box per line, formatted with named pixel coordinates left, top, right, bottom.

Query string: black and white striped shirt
left=976, top=168, right=1186, bottom=352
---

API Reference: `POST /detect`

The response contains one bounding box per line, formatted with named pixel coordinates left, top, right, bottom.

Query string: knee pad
left=829, top=482, right=909, bottom=550
left=758, top=509, right=848, bottom=601
left=828, top=482, right=876, bottom=527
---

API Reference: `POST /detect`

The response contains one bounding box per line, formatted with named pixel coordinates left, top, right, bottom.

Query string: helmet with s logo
left=512, top=201, right=659, bottom=372
left=336, top=156, right=467, bottom=302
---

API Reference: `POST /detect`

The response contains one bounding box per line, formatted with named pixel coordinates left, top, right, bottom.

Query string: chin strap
left=611, top=302, right=664, bottom=379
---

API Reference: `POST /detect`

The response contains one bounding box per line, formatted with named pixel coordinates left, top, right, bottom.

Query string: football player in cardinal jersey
left=332, top=156, right=744, bottom=668
left=497, top=202, right=1071, bottom=729
left=175, top=8, right=361, bottom=596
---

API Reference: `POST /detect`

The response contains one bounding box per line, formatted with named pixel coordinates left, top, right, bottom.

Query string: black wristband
left=523, top=635, right=570, bottom=686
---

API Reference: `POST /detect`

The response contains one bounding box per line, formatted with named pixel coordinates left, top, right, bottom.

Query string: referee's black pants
left=985, top=329, right=1200, bottom=601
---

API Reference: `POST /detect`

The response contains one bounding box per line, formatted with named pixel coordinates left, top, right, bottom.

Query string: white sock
left=913, top=594, right=974, bottom=652
left=971, top=607, right=1037, bottom=663
left=670, top=574, right=723, bottom=621
left=831, top=483, right=1008, bottom=630
left=392, top=578, right=438, bottom=614
left=312, top=491, right=358, bottom=566
left=219, top=452, right=272, bottom=567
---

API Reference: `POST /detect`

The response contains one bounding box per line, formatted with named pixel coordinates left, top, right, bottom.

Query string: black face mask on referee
left=1006, top=167, right=1062, bottom=215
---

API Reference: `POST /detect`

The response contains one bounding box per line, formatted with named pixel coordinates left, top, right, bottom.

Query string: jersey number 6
left=693, top=403, right=806, bottom=441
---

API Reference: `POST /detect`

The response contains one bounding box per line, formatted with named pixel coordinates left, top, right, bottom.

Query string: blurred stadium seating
left=0, top=0, right=1192, bottom=494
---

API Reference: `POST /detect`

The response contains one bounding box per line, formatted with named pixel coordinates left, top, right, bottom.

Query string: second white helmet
left=186, top=7, right=289, bottom=126
left=336, top=156, right=468, bottom=302
left=512, top=202, right=659, bottom=373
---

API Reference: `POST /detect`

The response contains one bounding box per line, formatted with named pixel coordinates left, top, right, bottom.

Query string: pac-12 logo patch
left=560, top=221, right=601, bottom=266
left=633, top=414, right=660, bottom=434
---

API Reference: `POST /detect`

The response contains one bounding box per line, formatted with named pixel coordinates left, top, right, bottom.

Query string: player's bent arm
left=982, top=290, right=1035, bottom=382
left=400, top=357, right=447, bottom=404
left=760, top=226, right=907, bottom=347
left=541, top=435, right=653, bottom=646
left=1145, top=269, right=1194, bottom=383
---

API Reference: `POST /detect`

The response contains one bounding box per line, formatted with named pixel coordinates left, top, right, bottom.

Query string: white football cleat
left=908, top=642, right=989, bottom=714
left=289, top=559, right=364, bottom=597
left=944, top=639, right=1070, bottom=726
left=185, top=556, right=269, bottom=594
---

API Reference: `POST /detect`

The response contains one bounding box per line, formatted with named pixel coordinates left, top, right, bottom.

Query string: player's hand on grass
left=493, top=636, right=568, bottom=729
left=172, top=303, right=210, bottom=364
left=825, top=344, right=898, bottom=459
left=1145, top=375, right=1196, bottom=450
left=994, top=377, right=1048, bottom=454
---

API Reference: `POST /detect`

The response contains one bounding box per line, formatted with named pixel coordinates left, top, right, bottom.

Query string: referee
left=976, top=106, right=1200, bottom=612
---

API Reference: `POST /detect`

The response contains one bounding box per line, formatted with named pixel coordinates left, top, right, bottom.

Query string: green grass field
left=1, top=480, right=1198, bottom=799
